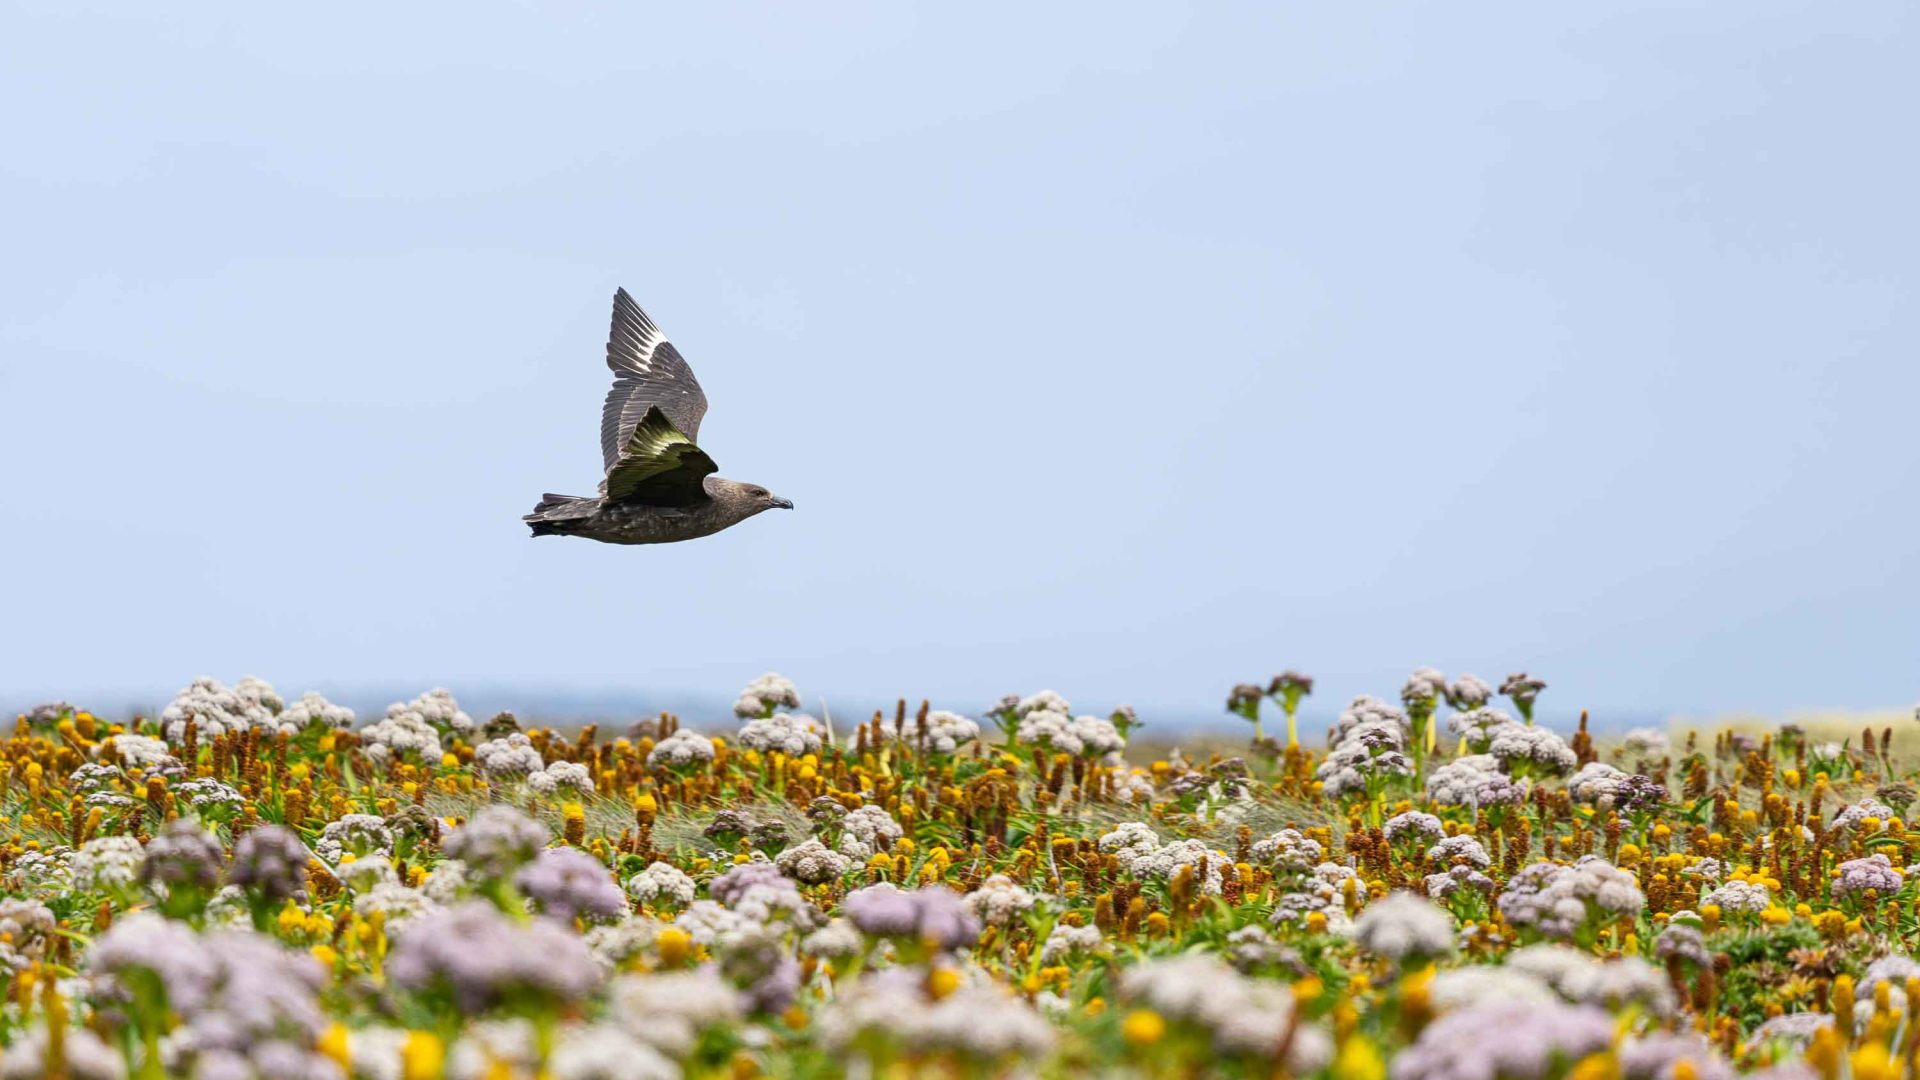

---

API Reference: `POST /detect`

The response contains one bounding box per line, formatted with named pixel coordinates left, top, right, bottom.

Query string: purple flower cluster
left=842, top=884, right=980, bottom=951
left=228, top=825, right=310, bottom=906
left=1832, top=853, right=1905, bottom=899
left=442, top=806, right=548, bottom=882
left=515, top=848, right=628, bottom=923
left=1392, top=1001, right=1610, bottom=1080
left=386, top=900, right=601, bottom=1013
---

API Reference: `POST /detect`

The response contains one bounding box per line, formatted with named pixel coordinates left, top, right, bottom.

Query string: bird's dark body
left=522, top=289, right=791, bottom=545
left=525, top=482, right=770, bottom=545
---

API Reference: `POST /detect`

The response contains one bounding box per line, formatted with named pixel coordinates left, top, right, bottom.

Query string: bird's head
left=712, top=478, right=795, bottom=516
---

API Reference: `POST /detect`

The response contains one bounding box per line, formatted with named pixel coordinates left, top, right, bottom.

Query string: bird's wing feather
left=602, top=405, right=717, bottom=507
left=599, top=289, right=709, bottom=472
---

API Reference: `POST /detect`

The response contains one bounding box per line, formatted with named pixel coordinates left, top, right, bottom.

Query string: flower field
left=0, top=670, right=1907, bottom=1079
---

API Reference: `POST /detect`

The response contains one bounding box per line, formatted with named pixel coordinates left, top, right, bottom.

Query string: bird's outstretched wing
left=603, top=406, right=717, bottom=507
left=599, top=289, right=709, bottom=472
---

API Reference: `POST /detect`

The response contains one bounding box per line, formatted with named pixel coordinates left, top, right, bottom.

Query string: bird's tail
left=524, top=492, right=594, bottom=537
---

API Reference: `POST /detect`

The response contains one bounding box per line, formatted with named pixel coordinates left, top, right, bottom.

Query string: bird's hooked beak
left=772, top=496, right=795, bottom=510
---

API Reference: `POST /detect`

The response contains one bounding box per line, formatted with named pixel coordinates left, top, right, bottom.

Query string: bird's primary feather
left=599, top=289, right=708, bottom=472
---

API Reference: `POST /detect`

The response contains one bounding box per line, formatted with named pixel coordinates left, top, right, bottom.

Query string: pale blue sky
left=3, top=3, right=1915, bottom=724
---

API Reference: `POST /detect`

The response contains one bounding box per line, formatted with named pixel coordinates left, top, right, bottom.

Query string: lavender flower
left=1392, top=1001, right=1610, bottom=1080
left=1832, top=853, right=1905, bottom=899
left=228, top=826, right=310, bottom=907
left=1499, top=672, right=1548, bottom=721
left=1498, top=858, right=1644, bottom=943
left=1447, top=708, right=1521, bottom=754
left=1427, top=835, right=1492, bottom=869
left=442, top=806, right=547, bottom=882
left=1446, top=674, right=1494, bottom=711
left=140, top=818, right=225, bottom=904
left=387, top=900, right=601, bottom=1013
left=1653, top=922, right=1711, bottom=969
left=516, top=848, right=628, bottom=923
left=1383, top=811, right=1445, bottom=845
left=843, top=884, right=980, bottom=950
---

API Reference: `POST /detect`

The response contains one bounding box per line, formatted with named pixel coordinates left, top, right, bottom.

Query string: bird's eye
left=752, top=489, right=768, bottom=498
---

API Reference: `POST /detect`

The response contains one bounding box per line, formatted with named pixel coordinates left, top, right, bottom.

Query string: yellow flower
left=311, top=944, right=338, bottom=968
left=925, top=967, right=962, bottom=1001
left=1333, top=1035, right=1386, bottom=1080
left=656, top=927, right=692, bottom=968
left=318, top=1022, right=350, bottom=1069
left=401, top=1031, right=445, bottom=1080
left=1121, top=1008, right=1166, bottom=1047
left=1851, top=1042, right=1899, bottom=1080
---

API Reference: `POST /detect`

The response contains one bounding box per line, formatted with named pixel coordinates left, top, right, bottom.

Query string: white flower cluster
left=916, top=711, right=981, bottom=754
left=475, top=733, right=545, bottom=777
left=1270, top=863, right=1359, bottom=935
left=1425, top=754, right=1528, bottom=809
left=1116, top=956, right=1332, bottom=1069
left=1017, top=710, right=1125, bottom=760
left=775, top=839, right=851, bottom=884
left=1446, top=708, right=1520, bottom=753
left=358, top=710, right=442, bottom=763
left=1354, top=891, right=1455, bottom=963
left=1315, top=716, right=1412, bottom=798
left=1331, top=695, right=1411, bottom=744
left=647, top=730, right=715, bottom=770
left=527, top=759, right=594, bottom=796
left=1098, top=825, right=1226, bottom=895
left=1015, top=690, right=1071, bottom=717
left=1488, top=725, right=1578, bottom=777
left=1700, top=879, right=1771, bottom=914
left=1622, top=727, right=1670, bottom=758
left=72, top=836, right=144, bottom=893
left=280, top=691, right=355, bottom=731
left=1250, top=828, right=1324, bottom=876
left=733, top=673, right=801, bottom=719
left=625, top=862, right=697, bottom=908
left=838, top=806, right=905, bottom=860
left=736, top=712, right=824, bottom=757
left=821, top=978, right=1056, bottom=1065
left=1567, top=761, right=1630, bottom=804
left=1040, top=922, right=1105, bottom=963
left=963, top=874, right=1038, bottom=928
left=106, top=733, right=174, bottom=770
left=314, top=814, right=393, bottom=864
left=392, top=688, right=476, bottom=737
left=1832, top=798, right=1898, bottom=831
left=158, top=676, right=284, bottom=742
left=608, top=968, right=744, bottom=1059
left=1507, top=943, right=1676, bottom=1017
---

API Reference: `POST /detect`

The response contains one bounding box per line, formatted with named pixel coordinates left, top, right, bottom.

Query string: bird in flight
left=523, top=289, right=793, bottom=544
